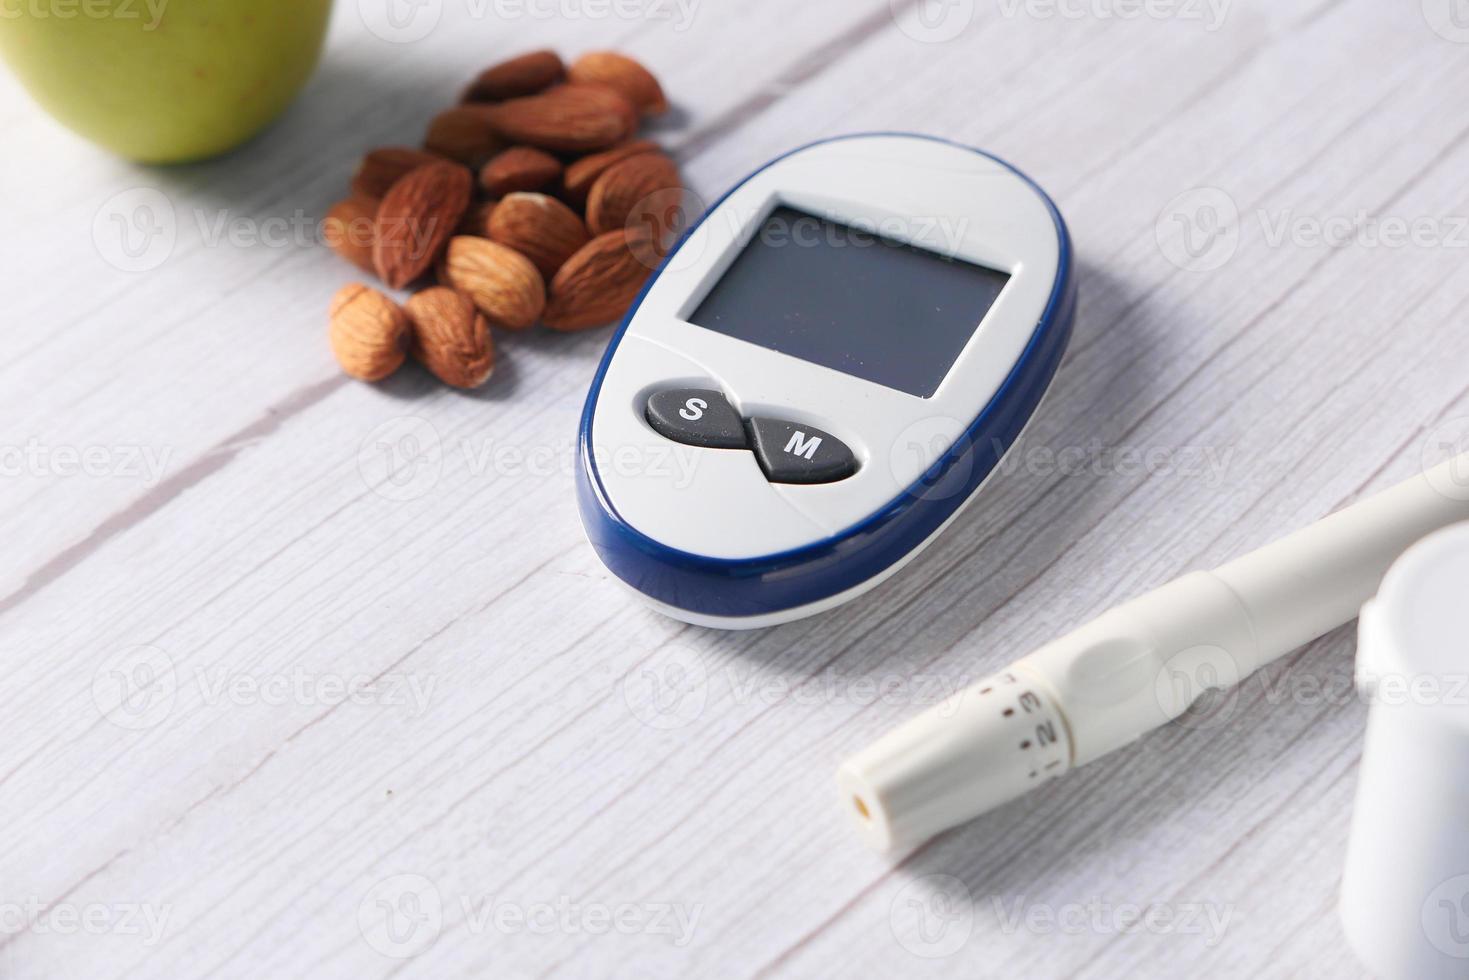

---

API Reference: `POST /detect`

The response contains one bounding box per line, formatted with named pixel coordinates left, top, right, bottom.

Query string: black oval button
left=748, top=418, right=858, bottom=484
left=645, top=389, right=749, bottom=450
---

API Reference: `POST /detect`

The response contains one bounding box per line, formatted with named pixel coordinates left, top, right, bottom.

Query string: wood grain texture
left=3, top=1, right=1468, bottom=977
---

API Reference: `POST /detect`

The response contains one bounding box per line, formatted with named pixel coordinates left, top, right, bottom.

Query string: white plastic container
left=1341, top=522, right=1469, bottom=979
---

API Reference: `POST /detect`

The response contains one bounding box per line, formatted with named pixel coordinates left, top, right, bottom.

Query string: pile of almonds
left=324, top=49, right=685, bottom=388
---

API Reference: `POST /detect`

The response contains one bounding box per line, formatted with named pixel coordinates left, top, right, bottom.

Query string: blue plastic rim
left=577, top=133, right=1077, bottom=621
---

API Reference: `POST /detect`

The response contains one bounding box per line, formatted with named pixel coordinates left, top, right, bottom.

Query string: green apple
left=0, top=0, right=333, bottom=163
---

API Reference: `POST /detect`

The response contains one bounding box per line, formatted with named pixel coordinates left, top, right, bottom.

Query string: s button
left=645, top=389, right=749, bottom=450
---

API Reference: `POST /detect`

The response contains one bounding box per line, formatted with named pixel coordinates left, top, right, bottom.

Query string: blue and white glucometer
left=577, top=133, right=1076, bottom=629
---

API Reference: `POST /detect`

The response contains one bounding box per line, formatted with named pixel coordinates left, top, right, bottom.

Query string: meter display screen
left=688, top=206, right=1011, bottom=398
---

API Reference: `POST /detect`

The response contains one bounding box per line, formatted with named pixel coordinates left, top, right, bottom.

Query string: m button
left=749, top=418, right=858, bottom=485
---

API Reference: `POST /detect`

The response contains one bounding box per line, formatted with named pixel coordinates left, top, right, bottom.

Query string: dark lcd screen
left=688, top=207, right=1010, bottom=398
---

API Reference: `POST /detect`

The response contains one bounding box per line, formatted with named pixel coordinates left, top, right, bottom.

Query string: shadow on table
left=371, top=325, right=618, bottom=404
left=689, top=255, right=1170, bottom=679
left=890, top=620, right=1362, bottom=904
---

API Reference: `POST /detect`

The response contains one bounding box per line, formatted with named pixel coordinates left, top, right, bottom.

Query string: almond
left=482, top=85, right=634, bottom=153
left=563, top=139, right=659, bottom=206
left=479, top=146, right=563, bottom=198
left=487, top=193, right=590, bottom=280
left=424, top=106, right=501, bottom=167
left=351, top=146, right=445, bottom=200
left=585, top=152, right=681, bottom=236
left=329, top=284, right=409, bottom=381
left=568, top=52, right=668, bottom=116
left=625, top=222, right=675, bottom=271
left=543, top=230, right=654, bottom=332
left=438, top=236, right=546, bottom=330
left=323, top=196, right=379, bottom=275
left=405, top=287, right=495, bottom=388
left=457, top=200, right=496, bottom=238
left=563, top=82, right=639, bottom=143
left=462, top=49, right=565, bottom=102
left=373, top=162, right=474, bottom=289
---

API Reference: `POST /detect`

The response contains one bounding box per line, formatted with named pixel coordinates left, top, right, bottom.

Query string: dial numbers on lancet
left=976, top=672, right=1069, bottom=781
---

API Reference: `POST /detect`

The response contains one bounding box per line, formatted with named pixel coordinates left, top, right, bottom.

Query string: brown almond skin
left=568, top=52, right=669, bottom=116
left=373, top=162, right=474, bottom=290
left=585, top=152, right=681, bottom=236
left=479, top=146, right=563, bottom=198
left=562, top=139, right=659, bottom=206
left=462, top=49, right=565, bottom=102
left=351, top=147, right=445, bottom=200
left=438, top=236, right=546, bottom=330
left=424, top=106, right=502, bottom=167
left=457, top=200, right=497, bottom=238
left=487, top=193, right=591, bottom=280
left=329, top=284, right=409, bottom=381
left=543, top=230, right=654, bottom=332
left=405, top=287, right=496, bottom=389
left=561, top=83, right=639, bottom=142
left=483, top=85, right=634, bottom=153
left=323, top=196, right=379, bottom=275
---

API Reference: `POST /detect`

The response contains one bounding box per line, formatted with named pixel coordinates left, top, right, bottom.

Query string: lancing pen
left=838, top=452, right=1469, bottom=852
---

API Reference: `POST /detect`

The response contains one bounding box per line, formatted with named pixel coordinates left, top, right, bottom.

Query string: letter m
left=784, top=431, right=823, bottom=460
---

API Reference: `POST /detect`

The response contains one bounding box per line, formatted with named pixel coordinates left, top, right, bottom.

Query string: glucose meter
left=576, top=134, right=1076, bottom=628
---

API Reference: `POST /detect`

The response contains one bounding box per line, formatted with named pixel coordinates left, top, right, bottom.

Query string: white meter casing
left=577, top=134, right=1076, bottom=628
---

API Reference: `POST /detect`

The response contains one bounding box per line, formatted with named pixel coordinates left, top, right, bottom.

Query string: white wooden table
left=5, top=1, right=1469, bottom=976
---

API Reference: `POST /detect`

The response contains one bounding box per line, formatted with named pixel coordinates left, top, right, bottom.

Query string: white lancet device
left=840, top=453, right=1469, bottom=853
left=577, top=134, right=1076, bottom=628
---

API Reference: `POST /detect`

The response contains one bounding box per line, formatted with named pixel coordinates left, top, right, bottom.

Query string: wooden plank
left=4, top=0, right=1468, bottom=977
left=0, top=0, right=894, bottom=596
